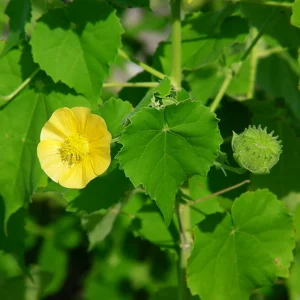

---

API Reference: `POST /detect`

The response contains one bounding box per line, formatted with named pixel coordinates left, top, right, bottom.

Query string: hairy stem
left=118, top=48, right=165, bottom=80
left=171, top=0, right=182, bottom=90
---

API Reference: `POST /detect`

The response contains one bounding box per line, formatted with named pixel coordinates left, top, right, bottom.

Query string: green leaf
left=292, top=0, right=300, bottom=28
left=0, top=47, right=90, bottom=225
left=97, top=98, right=133, bottom=138
left=187, top=189, right=295, bottom=300
left=134, top=77, right=172, bottom=114
left=30, top=0, right=123, bottom=105
left=154, top=11, right=248, bottom=73
left=82, top=203, right=122, bottom=250
left=2, top=0, right=31, bottom=56
left=117, top=100, right=222, bottom=225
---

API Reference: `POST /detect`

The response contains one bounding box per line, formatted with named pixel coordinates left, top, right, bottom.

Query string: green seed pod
left=231, top=125, right=282, bottom=174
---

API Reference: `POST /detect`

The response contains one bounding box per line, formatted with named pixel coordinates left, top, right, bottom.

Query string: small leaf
left=30, top=0, right=123, bottom=105
left=2, top=0, right=31, bottom=55
left=134, top=77, right=172, bottom=113
left=187, top=189, right=295, bottom=300
left=118, top=100, right=222, bottom=225
left=97, top=98, right=133, bottom=138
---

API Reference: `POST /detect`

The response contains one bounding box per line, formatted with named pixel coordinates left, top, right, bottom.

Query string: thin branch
left=118, top=48, right=166, bottom=80
left=188, top=180, right=250, bottom=206
left=0, top=68, right=40, bottom=102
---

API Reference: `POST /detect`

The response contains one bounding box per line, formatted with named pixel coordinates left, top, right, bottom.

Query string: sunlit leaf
left=187, top=189, right=294, bottom=300
left=118, top=100, right=222, bottom=225
left=30, top=0, right=123, bottom=105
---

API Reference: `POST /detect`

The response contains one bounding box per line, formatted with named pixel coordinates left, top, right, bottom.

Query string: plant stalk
left=176, top=202, right=192, bottom=300
left=171, top=0, right=182, bottom=90
left=118, top=48, right=165, bottom=80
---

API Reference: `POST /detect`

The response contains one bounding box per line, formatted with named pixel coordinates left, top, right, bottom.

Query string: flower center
left=59, top=134, right=89, bottom=166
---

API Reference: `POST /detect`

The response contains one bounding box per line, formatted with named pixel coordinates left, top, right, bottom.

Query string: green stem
left=118, top=49, right=165, bottom=80
left=210, top=69, right=232, bottom=113
left=232, top=0, right=292, bottom=8
left=171, top=0, right=182, bottom=90
left=103, top=82, right=158, bottom=88
left=214, top=161, right=246, bottom=174
left=0, top=68, right=40, bottom=102
left=188, top=180, right=250, bottom=206
left=210, top=11, right=273, bottom=112
left=176, top=202, right=192, bottom=300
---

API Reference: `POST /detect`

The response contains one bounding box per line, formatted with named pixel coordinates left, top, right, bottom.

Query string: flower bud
left=231, top=125, right=282, bottom=174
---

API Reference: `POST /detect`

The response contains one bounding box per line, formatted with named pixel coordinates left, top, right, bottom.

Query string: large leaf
left=2, top=0, right=31, bottom=55
left=0, top=47, right=90, bottom=225
left=117, top=100, right=222, bottom=225
left=30, top=0, right=123, bottom=105
left=187, top=189, right=294, bottom=300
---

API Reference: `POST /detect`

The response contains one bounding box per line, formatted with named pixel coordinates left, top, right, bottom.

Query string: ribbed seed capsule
left=231, top=125, right=282, bottom=174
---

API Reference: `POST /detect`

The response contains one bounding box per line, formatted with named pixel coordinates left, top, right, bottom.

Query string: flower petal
left=41, top=108, right=77, bottom=141
left=37, top=140, right=69, bottom=182
left=89, top=147, right=111, bottom=176
left=71, top=107, right=91, bottom=135
left=83, top=113, right=110, bottom=142
left=58, top=156, right=98, bottom=189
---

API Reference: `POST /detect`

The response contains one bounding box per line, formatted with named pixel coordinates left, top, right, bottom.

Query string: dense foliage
left=0, top=0, right=300, bottom=299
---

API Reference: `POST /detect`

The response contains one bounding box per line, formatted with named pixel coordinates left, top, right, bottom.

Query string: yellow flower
left=37, top=107, right=111, bottom=189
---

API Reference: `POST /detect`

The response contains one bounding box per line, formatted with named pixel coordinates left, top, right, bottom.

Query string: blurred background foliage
left=1, top=0, right=300, bottom=299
